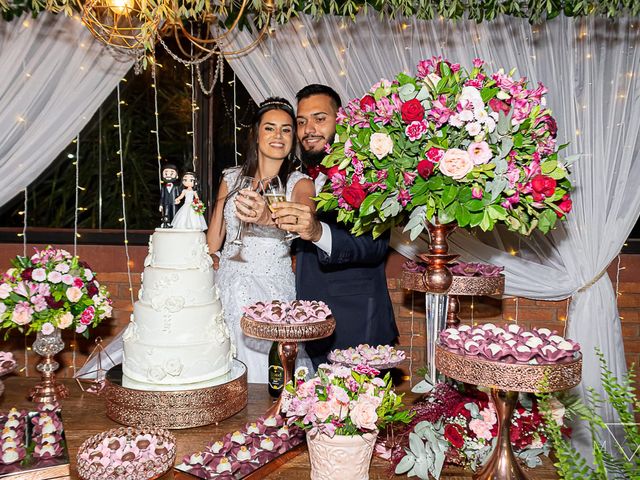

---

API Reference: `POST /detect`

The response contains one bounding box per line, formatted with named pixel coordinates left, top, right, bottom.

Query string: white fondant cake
left=122, top=229, right=233, bottom=389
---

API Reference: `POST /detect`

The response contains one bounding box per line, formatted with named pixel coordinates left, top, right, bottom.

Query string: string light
left=74, top=134, right=80, bottom=256
left=233, top=73, right=239, bottom=166
left=22, top=188, right=28, bottom=375
left=116, top=81, right=135, bottom=307
left=190, top=57, right=197, bottom=172
left=151, top=62, right=162, bottom=192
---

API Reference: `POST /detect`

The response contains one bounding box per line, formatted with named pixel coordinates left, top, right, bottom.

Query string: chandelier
left=81, top=0, right=275, bottom=61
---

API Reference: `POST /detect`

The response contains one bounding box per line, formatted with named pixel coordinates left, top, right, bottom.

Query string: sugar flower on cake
left=0, top=246, right=112, bottom=338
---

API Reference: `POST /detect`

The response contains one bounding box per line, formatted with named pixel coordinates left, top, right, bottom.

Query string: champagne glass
left=262, top=175, right=299, bottom=241
left=230, top=175, right=258, bottom=246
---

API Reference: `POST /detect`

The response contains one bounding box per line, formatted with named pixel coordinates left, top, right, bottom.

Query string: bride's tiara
left=258, top=100, right=294, bottom=113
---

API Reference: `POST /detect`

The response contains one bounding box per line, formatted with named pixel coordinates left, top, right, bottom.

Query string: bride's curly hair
left=240, top=97, right=298, bottom=187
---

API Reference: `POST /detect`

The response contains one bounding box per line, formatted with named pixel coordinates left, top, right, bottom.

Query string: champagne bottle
left=268, top=341, right=284, bottom=397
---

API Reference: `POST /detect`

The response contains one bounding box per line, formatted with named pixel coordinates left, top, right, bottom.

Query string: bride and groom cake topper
left=159, top=163, right=207, bottom=231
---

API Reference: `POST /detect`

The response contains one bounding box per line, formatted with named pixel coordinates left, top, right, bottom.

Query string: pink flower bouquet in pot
left=0, top=246, right=112, bottom=339
left=281, top=364, right=412, bottom=480
left=316, top=57, right=574, bottom=239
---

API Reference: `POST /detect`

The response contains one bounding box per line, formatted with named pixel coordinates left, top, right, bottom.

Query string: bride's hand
left=235, top=190, right=270, bottom=225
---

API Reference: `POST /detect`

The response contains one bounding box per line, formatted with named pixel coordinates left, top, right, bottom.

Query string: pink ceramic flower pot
left=307, top=431, right=378, bottom=480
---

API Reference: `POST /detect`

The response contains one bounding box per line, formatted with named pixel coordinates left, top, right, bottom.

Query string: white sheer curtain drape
left=0, top=13, right=132, bottom=207
left=226, top=13, right=640, bottom=454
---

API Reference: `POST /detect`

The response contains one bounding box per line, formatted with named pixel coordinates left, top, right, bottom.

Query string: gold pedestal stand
left=241, top=316, right=336, bottom=417
left=435, top=346, right=582, bottom=480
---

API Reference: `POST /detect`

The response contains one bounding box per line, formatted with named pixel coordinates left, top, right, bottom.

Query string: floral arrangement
left=439, top=323, right=581, bottom=364
left=176, top=414, right=304, bottom=479
left=242, top=300, right=332, bottom=324
left=281, top=364, right=412, bottom=437
left=328, top=344, right=406, bottom=369
left=316, top=57, right=573, bottom=239
left=392, top=383, right=570, bottom=478
left=0, top=246, right=112, bottom=338
left=191, top=197, right=206, bottom=216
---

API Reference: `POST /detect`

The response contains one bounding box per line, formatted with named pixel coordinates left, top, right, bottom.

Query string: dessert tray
left=328, top=344, right=406, bottom=370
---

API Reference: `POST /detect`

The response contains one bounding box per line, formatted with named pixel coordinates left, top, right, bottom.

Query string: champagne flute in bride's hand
left=231, top=175, right=258, bottom=246
left=261, top=176, right=299, bottom=241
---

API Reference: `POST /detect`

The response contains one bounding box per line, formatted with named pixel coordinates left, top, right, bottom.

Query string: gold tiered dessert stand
left=436, top=346, right=582, bottom=480
left=241, top=315, right=336, bottom=416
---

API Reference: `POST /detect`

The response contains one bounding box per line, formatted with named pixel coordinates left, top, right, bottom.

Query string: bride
left=207, top=97, right=316, bottom=384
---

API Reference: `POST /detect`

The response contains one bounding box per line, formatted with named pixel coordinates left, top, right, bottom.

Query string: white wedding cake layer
left=122, top=229, right=233, bottom=389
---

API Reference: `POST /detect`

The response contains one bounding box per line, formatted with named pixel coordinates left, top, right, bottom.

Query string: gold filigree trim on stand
left=401, top=271, right=505, bottom=296
left=240, top=316, right=336, bottom=342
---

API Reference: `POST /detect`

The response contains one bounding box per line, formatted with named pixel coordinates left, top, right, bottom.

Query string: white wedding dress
left=171, top=189, right=207, bottom=231
left=217, top=167, right=314, bottom=384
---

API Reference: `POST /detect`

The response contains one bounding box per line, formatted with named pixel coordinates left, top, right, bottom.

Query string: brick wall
left=1, top=243, right=638, bottom=392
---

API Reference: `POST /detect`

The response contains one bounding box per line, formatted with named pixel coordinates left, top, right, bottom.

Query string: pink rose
left=467, top=141, right=493, bottom=165
left=66, top=286, right=83, bottom=303
left=55, top=263, right=70, bottom=273
left=41, top=322, right=55, bottom=335
left=469, top=418, right=493, bottom=440
left=12, top=302, right=33, bottom=325
left=32, top=268, right=46, bottom=282
left=313, top=402, right=332, bottom=422
left=438, top=149, right=474, bottom=180
left=75, top=324, right=87, bottom=334
left=47, top=271, right=62, bottom=284
left=61, top=274, right=73, bottom=286
left=0, top=283, right=11, bottom=299
left=350, top=399, right=378, bottom=431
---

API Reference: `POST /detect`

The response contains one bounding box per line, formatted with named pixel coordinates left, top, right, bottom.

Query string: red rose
left=451, top=401, right=472, bottom=420
left=426, top=147, right=445, bottom=163
left=444, top=424, right=465, bottom=449
left=556, top=194, right=572, bottom=217
left=530, top=175, right=556, bottom=201
left=326, top=165, right=346, bottom=179
left=417, top=160, right=435, bottom=179
left=359, top=95, right=376, bottom=112
left=488, top=98, right=510, bottom=116
left=342, top=182, right=367, bottom=209
left=87, top=281, right=99, bottom=298
left=401, top=99, right=425, bottom=123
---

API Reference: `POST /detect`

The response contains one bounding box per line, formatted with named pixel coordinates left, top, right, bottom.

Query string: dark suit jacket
left=296, top=212, right=398, bottom=367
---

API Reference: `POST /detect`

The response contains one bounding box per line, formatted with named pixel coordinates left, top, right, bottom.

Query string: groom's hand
left=272, top=202, right=322, bottom=242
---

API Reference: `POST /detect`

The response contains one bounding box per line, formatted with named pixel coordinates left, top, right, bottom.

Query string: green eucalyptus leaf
left=395, top=452, right=416, bottom=474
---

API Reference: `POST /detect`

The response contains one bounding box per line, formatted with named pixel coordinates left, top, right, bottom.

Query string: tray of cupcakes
left=0, top=402, right=69, bottom=479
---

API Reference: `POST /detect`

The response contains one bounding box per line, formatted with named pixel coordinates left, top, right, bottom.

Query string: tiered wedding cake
left=122, top=229, right=233, bottom=389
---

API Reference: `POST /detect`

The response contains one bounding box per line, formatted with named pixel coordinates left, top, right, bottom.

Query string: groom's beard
left=300, top=149, right=326, bottom=169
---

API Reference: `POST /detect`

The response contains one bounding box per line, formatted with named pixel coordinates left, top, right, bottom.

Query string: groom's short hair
left=296, top=84, right=342, bottom=111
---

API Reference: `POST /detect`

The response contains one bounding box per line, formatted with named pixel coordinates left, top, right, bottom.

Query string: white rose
left=57, top=312, right=73, bottom=329
left=465, top=122, right=482, bottom=136
left=66, top=286, right=82, bottom=303
left=369, top=133, right=393, bottom=160
left=438, top=149, right=474, bottom=180
left=41, top=322, right=55, bottom=335
left=84, top=269, right=93, bottom=281
left=147, top=365, right=166, bottom=382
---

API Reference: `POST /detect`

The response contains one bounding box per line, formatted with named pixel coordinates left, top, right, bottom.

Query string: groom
left=273, top=84, right=398, bottom=367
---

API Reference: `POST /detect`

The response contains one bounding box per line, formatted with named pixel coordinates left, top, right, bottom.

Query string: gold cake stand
left=435, top=346, right=582, bottom=480
left=401, top=270, right=505, bottom=327
left=104, top=360, right=248, bottom=429
left=241, top=316, right=336, bottom=416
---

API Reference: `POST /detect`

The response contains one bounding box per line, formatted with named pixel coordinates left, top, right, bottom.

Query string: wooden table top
left=1, top=377, right=559, bottom=479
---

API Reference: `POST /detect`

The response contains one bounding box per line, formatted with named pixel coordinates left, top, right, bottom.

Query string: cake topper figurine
left=159, top=163, right=181, bottom=228
left=171, top=172, right=208, bottom=231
